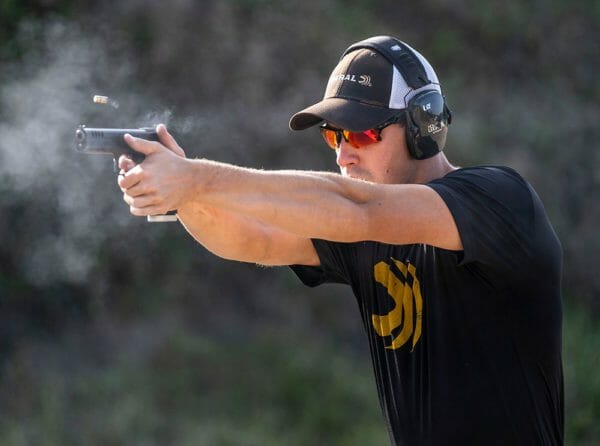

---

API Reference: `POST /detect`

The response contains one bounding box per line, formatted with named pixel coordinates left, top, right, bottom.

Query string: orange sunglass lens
left=320, top=128, right=340, bottom=149
left=345, top=129, right=380, bottom=148
left=320, top=128, right=380, bottom=149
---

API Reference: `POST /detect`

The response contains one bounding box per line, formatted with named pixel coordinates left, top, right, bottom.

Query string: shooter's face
left=335, top=124, right=416, bottom=185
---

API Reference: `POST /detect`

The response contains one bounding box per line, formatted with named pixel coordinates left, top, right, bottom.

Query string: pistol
left=75, top=125, right=177, bottom=222
left=75, top=125, right=157, bottom=170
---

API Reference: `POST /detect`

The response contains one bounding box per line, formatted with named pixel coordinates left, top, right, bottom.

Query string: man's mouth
left=343, top=167, right=370, bottom=182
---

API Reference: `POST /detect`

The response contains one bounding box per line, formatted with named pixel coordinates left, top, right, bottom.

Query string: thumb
left=124, top=133, right=162, bottom=156
left=156, top=124, right=186, bottom=157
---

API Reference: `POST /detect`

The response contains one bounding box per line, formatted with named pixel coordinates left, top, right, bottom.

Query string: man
left=117, top=36, right=564, bottom=445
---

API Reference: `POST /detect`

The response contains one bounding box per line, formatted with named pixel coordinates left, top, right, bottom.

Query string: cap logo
left=330, top=73, right=373, bottom=87
left=358, top=75, right=372, bottom=86
left=390, top=44, right=402, bottom=51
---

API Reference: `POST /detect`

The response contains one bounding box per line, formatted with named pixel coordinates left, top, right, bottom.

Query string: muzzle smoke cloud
left=0, top=19, right=184, bottom=286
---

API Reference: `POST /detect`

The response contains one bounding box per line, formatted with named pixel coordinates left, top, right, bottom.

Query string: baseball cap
left=289, top=37, right=442, bottom=132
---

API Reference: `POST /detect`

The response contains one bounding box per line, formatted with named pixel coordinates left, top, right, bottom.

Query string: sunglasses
left=319, top=114, right=404, bottom=150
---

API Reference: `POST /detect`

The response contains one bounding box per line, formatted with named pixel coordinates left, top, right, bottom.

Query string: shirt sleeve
left=428, top=166, right=536, bottom=273
left=290, top=239, right=357, bottom=287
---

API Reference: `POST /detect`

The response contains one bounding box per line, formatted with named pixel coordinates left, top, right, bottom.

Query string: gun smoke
left=0, top=19, right=203, bottom=286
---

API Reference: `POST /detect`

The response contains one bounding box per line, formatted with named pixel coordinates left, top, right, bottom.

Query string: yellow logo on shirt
left=372, top=259, right=423, bottom=351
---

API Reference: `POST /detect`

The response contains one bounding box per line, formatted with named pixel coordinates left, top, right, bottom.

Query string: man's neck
left=412, top=153, right=457, bottom=184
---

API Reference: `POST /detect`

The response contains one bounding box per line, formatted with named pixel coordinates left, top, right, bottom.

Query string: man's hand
left=118, top=124, right=191, bottom=217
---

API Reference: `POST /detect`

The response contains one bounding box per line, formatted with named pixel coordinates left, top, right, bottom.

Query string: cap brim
left=289, top=98, right=399, bottom=132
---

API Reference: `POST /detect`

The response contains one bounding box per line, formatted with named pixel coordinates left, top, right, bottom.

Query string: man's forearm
left=186, top=158, right=376, bottom=242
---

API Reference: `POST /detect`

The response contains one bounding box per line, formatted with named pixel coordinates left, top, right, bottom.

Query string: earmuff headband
left=342, top=36, right=431, bottom=90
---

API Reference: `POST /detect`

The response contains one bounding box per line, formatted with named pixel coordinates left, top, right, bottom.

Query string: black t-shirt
left=291, top=166, right=563, bottom=446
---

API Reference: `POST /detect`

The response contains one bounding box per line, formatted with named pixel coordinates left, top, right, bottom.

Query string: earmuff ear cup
left=405, top=90, right=451, bottom=160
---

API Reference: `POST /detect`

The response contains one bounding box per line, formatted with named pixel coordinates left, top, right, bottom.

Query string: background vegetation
left=0, top=0, right=598, bottom=444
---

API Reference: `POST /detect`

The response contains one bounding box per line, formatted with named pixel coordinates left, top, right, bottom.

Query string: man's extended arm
left=118, top=125, right=462, bottom=259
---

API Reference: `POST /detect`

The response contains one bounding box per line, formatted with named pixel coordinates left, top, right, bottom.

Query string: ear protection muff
left=405, top=90, right=452, bottom=159
left=342, top=36, right=452, bottom=159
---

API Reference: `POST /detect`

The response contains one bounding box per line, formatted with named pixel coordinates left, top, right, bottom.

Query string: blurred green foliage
left=0, top=305, right=598, bottom=445
left=0, top=333, right=387, bottom=446
left=0, top=0, right=75, bottom=59
left=563, top=304, right=600, bottom=445
left=0, top=0, right=598, bottom=445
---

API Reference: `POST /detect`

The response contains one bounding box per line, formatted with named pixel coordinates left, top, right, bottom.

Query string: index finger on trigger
left=118, top=155, right=136, bottom=172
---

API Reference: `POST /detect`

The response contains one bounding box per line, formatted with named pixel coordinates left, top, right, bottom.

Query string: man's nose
left=336, top=140, right=359, bottom=168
